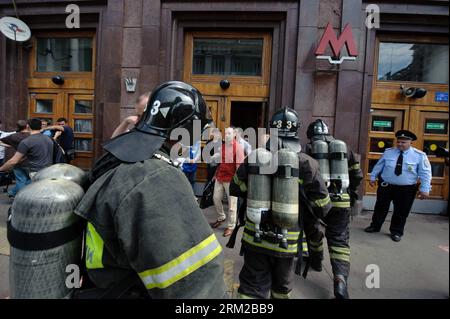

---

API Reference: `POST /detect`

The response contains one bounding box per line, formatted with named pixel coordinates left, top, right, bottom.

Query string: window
left=35, top=100, right=53, bottom=114
left=377, top=42, right=449, bottom=84
left=193, top=38, right=263, bottom=76
left=36, top=37, right=93, bottom=72
left=75, top=138, right=93, bottom=152
left=74, top=100, right=93, bottom=114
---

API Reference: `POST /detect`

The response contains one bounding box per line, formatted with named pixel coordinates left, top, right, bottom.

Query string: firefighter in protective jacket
left=74, top=81, right=226, bottom=299
left=304, top=119, right=363, bottom=299
left=229, top=107, right=331, bottom=299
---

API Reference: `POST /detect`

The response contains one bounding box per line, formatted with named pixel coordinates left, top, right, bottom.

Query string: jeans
left=8, top=167, right=31, bottom=197
left=183, top=170, right=197, bottom=193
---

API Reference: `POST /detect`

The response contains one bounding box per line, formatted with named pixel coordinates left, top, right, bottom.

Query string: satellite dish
left=0, top=16, right=31, bottom=42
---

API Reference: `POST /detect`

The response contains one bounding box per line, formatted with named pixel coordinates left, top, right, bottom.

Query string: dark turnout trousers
left=238, top=248, right=294, bottom=299
left=304, top=208, right=351, bottom=278
left=370, top=183, right=418, bottom=236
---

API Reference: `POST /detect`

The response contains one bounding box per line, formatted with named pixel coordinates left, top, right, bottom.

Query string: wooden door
left=28, top=31, right=96, bottom=170
left=183, top=31, right=272, bottom=184
left=68, top=94, right=95, bottom=169
left=365, top=107, right=407, bottom=194
left=411, top=110, right=449, bottom=199
left=366, top=35, right=449, bottom=200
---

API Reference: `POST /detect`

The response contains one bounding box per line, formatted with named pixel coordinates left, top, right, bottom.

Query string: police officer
left=230, top=107, right=331, bottom=299
left=74, top=81, right=226, bottom=298
left=304, top=119, right=363, bottom=299
left=364, top=130, right=432, bottom=242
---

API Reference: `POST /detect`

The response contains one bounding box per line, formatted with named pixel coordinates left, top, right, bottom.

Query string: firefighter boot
left=333, top=274, right=349, bottom=299
left=310, top=253, right=323, bottom=272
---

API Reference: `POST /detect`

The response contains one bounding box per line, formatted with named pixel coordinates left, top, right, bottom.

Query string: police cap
left=395, top=130, right=417, bottom=141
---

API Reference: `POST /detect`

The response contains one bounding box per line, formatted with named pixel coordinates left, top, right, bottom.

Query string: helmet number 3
left=151, top=100, right=161, bottom=115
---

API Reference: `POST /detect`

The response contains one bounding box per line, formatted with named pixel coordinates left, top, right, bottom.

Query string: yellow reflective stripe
left=138, top=234, right=222, bottom=289
left=309, top=246, right=323, bottom=252
left=85, top=222, right=104, bottom=270
left=298, top=179, right=304, bottom=185
left=331, top=201, right=351, bottom=208
left=314, top=195, right=331, bottom=208
left=302, top=241, right=308, bottom=252
left=271, top=290, right=291, bottom=299
left=350, top=163, right=360, bottom=170
left=309, top=240, right=323, bottom=246
left=233, top=175, right=247, bottom=192
left=340, top=194, right=350, bottom=200
left=244, top=222, right=300, bottom=239
left=242, top=233, right=298, bottom=253
left=329, top=246, right=350, bottom=255
left=238, top=293, right=256, bottom=299
left=329, top=253, right=350, bottom=262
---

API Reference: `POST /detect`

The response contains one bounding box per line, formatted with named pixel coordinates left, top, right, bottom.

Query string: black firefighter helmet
left=269, top=106, right=299, bottom=139
left=103, top=81, right=210, bottom=163
left=306, top=119, right=330, bottom=140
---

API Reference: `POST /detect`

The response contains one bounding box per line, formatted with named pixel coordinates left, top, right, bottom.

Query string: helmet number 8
left=151, top=100, right=161, bottom=115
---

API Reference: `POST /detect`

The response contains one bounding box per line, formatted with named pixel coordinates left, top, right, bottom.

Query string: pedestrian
left=304, top=119, right=363, bottom=299
left=235, top=127, right=252, bottom=156
left=0, top=118, right=53, bottom=180
left=181, top=140, right=201, bottom=193
left=204, top=127, right=222, bottom=183
left=47, top=118, right=75, bottom=163
left=41, top=119, right=54, bottom=137
left=230, top=107, right=331, bottom=299
left=364, top=130, right=432, bottom=242
left=111, top=92, right=151, bottom=138
left=0, top=119, right=15, bottom=166
left=0, top=120, right=31, bottom=197
left=210, top=127, right=244, bottom=237
left=73, top=81, right=226, bottom=299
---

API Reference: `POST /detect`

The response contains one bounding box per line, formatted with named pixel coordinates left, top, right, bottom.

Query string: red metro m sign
left=315, top=23, right=358, bottom=64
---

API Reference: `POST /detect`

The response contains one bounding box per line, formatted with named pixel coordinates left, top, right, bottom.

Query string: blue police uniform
left=368, top=146, right=432, bottom=238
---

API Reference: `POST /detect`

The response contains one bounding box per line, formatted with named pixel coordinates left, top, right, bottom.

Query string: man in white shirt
left=0, top=120, right=15, bottom=165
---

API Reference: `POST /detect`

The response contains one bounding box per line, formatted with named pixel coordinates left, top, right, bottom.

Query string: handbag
left=199, top=179, right=215, bottom=209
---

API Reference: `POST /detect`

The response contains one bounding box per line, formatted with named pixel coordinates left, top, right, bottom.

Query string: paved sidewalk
left=0, top=191, right=448, bottom=299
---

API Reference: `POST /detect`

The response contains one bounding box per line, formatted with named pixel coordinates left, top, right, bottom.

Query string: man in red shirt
left=211, top=127, right=245, bottom=237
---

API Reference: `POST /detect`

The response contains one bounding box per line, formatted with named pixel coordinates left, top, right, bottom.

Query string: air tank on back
left=32, top=164, right=89, bottom=190
left=311, top=139, right=331, bottom=187
left=329, top=139, right=350, bottom=192
left=8, top=178, right=85, bottom=299
left=271, top=148, right=299, bottom=249
left=246, top=148, right=273, bottom=242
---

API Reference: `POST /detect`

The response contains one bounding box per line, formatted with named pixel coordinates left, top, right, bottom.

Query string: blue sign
left=435, top=92, right=448, bottom=102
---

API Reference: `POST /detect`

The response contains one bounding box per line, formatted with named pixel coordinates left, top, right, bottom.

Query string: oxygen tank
left=247, top=148, right=273, bottom=243
left=32, top=164, right=89, bottom=189
left=8, top=178, right=85, bottom=299
left=272, top=148, right=299, bottom=249
left=311, top=139, right=331, bottom=187
left=329, top=139, right=350, bottom=193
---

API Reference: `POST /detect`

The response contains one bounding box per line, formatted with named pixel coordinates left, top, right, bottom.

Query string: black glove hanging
left=395, top=151, right=403, bottom=176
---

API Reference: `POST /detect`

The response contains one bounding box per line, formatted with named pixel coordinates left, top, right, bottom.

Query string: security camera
left=400, top=85, right=427, bottom=99
left=52, top=76, right=65, bottom=85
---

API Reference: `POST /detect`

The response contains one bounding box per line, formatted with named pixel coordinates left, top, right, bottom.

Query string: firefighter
left=229, top=107, right=331, bottom=299
left=74, top=81, right=226, bottom=299
left=304, top=119, right=363, bottom=299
